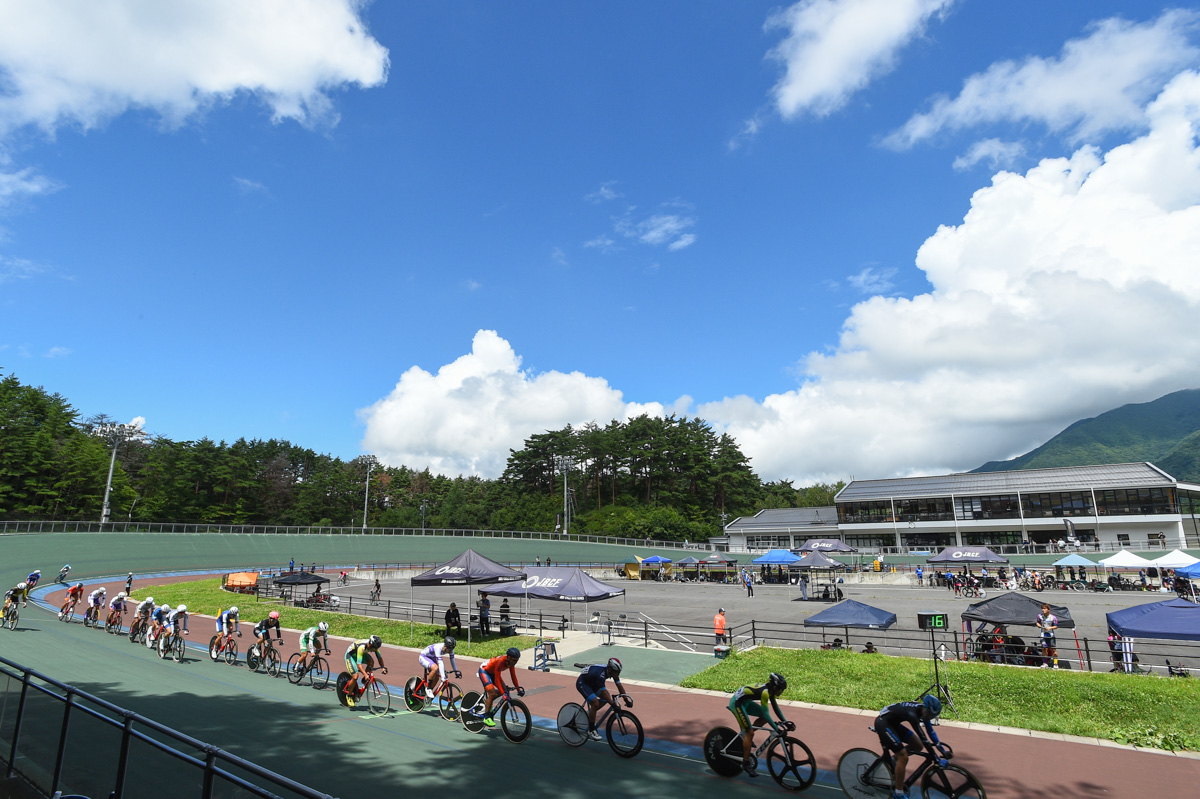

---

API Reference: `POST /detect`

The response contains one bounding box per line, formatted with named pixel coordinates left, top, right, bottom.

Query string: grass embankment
left=136, top=578, right=538, bottom=660
left=682, top=648, right=1200, bottom=752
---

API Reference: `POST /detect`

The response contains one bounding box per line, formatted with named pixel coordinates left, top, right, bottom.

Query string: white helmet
left=16, top=582, right=26, bottom=590
left=229, top=606, right=239, bottom=615
left=318, top=621, right=329, bottom=633
left=146, top=597, right=154, bottom=605
left=127, top=572, right=133, bottom=577
left=176, top=604, right=187, bottom=613
left=33, top=570, right=40, bottom=575
left=159, top=603, right=170, bottom=611
left=117, top=591, right=126, bottom=599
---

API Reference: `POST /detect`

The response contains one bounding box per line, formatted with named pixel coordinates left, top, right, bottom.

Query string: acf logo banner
left=522, top=577, right=564, bottom=589
left=435, top=566, right=466, bottom=575
left=951, top=551, right=984, bottom=559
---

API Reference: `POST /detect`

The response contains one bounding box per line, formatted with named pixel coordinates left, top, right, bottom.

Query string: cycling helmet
left=65, top=565, right=70, bottom=569
left=506, top=647, right=520, bottom=661
left=443, top=636, right=456, bottom=651
left=76, top=583, right=84, bottom=589
left=269, top=611, right=280, bottom=620
left=127, top=572, right=132, bottom=576
left=176, top=604, right=187, bottom=613
left=145, top=596, right=153, bottom=604
left=922, top=694, right=942, bottom=717
left=117, top=591, right=125, bottom=599
left=16, top=582, right=25, bottom=590
left=229, top=606, right=238, bottom=615
left=33, top=570, right=40, bottom=575
left=369, top=634, right=382, bottom=648
left=318, top=621, right=329, bottom=633
left=607, top=657, right=623, bottom=676
left=767, top=672, right=787, bottom=696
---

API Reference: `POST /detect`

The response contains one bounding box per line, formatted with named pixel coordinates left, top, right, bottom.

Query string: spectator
left=445, top=602, right=463, bottom=637
left=1138, top=569, right=1148, bottom=588
left=289, top=558, right=295, bottom=573
left=1036, top=603, right=1059, bottom=668
left=915, top=566, right=923, bottom=587
left=478, top=592, right=491, bottom=635
left=862, top=641, right=878, bottom=654
left=546, top=556, right=552, bottom=567
left=535, top=556, right=541, bottom=567
left=499, top=598, right=510, bottom=622
left=713, top=607, right=727, bottom=645
left=742, top=568, right=754, bottom=598
left=800, top=573, right=809, bottom=601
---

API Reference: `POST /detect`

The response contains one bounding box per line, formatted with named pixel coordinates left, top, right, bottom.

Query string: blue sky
left=3, top=1, right=1200, bottom=483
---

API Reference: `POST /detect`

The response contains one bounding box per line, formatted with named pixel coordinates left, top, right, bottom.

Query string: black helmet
left=506, top=647, right=520, bottom=661
left=368, top=634, right=382, bottom=648
left=443, top=636, right=456, bottom=651
left=767, top=672, right=787, bottom=696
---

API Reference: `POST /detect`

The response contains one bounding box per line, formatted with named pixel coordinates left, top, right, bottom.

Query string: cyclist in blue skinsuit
left=576, top=657, right=631, bottom=741
left=874, top=694, right=949, bottom=799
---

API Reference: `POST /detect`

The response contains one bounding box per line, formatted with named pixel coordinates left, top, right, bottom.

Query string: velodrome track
left=4, top=532, right=838, bottom=799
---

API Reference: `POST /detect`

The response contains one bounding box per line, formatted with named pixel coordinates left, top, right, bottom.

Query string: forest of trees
left=0, top=370, right=844, bottom=540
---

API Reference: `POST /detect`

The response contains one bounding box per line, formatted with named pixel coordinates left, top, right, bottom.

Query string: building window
left=954, top=495, right=1021, bottom=520
left=837, top=501, right=894, bottom=524
left=962, top=530, right=1023, bottom=546
left=843, top=533, right=896, bottom=549
left=900, top=532, right=955, bottom=549
left=1095, top=487, right=1177, bottom=516
left=1021, top=491, right=1093, bottom=518
left=895, top=497, right=953, bottom=522
left=746, top=535, right=792, bottom=549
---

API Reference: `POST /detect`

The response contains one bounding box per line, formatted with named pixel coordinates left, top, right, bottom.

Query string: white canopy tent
left=1150, top=549, right=1200, bottom=569
left=1098, top=550, right=1154, bottom=569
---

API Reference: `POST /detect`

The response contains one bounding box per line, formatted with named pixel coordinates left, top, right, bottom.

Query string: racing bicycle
left=336, top=669, right=392, bottom=717
left=837, top=729, right=985, bottom=798
left=703, top=721, right=816, bottom=791
left=82, top=604, right=102, bottom=628
left=157, top=629, right=188, bottom=663
left=403, top=671, right=463, bottom=721
left=127, top=613, right=149, bottom=642
left=287, top=650, right=332, bottom=688
left=104, top=609, right=125, bottom=635
left=459, top=686, right=530, bottom=743
left=2, top=603, right=18, bottom=631
left=208, top=632, right=240, bottom=665
left=557, top=692, right=643, bottom=758
left=246, top=636, right=283, bottom=677
left=62, top=598, right=80, bottom=625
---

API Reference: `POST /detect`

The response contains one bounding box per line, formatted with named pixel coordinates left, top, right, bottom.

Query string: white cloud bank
left=766, top=0, right=955, bottom=119
left=364, top=72, right=1200, bottom=483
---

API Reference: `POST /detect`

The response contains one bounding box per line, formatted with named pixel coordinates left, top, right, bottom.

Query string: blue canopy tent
left=638, top=554, right=672, bottom=581
left=1052, top=553, right=1095, bottom=567
left=752, top=549, right=801, bottom=564
left=1176, top=561, right=1200, bottom=579
left=1107, top=598, right=1200, bottom=641
left=804, top=599, right=896, bottom=651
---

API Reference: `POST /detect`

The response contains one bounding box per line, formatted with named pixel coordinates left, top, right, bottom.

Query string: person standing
left=714, top=607, right=727, bottom=646
left=743, top=568, right=754, bottom=598
left=125, top=572, right=134, bottom=595
left=478, top=592, right=491, bottom=635
left=289, top=557, right=295, bottom=573
left=535, top=556, right=541, bottom=567
left=800, top=573, right=809, bottom=600
left=1036, top=603, right=1059, bottom=668
left=915, top=566, right=923, bottom=587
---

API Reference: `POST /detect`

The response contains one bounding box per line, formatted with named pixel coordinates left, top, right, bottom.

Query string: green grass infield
left=136, top=577, right=539, bottom=660
left=681, top=647, right=1200, bottom=752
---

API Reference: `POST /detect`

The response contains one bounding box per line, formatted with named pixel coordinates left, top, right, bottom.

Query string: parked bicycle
left=960, top=584, right=986, bottom=600
left=287, top=650, right=332, bottom=689
left=459, top=686, right=530, bottom=743
left=336, top=670, right=392, bottom=717
left=557, top=693, right=643, bottom=758
left=1166, top=659, right=1190, bottom=677
left=246, top=637, right=283, bottom=677
left=837, top=730, right=985, bottom=798
left=403, top=673, right=463, bottom=721
left=208, top=632, right=240, bottom=665
left=703, top=722, right=816, bottom=791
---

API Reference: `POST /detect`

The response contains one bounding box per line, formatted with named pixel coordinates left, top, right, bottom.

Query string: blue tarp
left=1176, top=562, right=1200, bottom=579
left=804, top=600, right=897, bottom=629
left=1052, top=553, right=1096, bottom=567
left=1107, top=598, right=1200, bottom=641
left=752, top=549, right=801, bottom=565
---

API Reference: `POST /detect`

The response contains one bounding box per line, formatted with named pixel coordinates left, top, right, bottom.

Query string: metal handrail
left=0, top=655, right=336, bottom=799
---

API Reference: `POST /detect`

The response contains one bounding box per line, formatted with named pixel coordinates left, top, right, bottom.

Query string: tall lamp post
left=94, top=420, right=145, bottom=526
left=361, top=456, right=378, bottom=530
left=554, top=455, right=574, bottom=536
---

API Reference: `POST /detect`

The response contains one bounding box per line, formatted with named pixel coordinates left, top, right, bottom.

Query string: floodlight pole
left=362, top=459, right=375, bottom=530
left=96, top=421, right=143, bottom=526
left=554, top=455, right=574, bottom=536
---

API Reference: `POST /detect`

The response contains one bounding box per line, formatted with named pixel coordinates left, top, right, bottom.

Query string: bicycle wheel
left=287, top=653, right=305, bottom=684
left=366, top=677, right=391, bottom=717
left=209, top=635, right=222, bottom=662
left=438, top=682, right=462, bottom=722
left=265, top=649, right=281, bottom=677
left=157, top=635, right=170, bottom=659
left=499, top=698, right=531, bottom=743
left=224, top=638, right=238, bottom=665
left=703, top=727, right=744, bottom=778
left=606, top=709, right=644, bottom=758
left=921, top=764, right=986, bottom=799
left=335, top=672, right=353, bottom=707
left=403, top=677, right=426, bottom=712
left=837, top=748, right=892, bottom=798
left=246, top=645, right=261, bottom=672
left=310, top=656, right=330, bottom=689
left=556, top=703, right=588, bottom=748
left=172, top=635, right=186, bottom=663
left=82, top=609, right=92, bottom=628
left=7, top=606, right=18, bottom=631
left=459, top=691, right=486, bottom=733
left=767, top=735, right=816, bottom=791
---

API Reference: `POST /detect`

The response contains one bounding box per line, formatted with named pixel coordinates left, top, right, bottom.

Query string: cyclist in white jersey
left=296, top=622, right=330, bottom=673
left=419, top=637, right=461, bottom=700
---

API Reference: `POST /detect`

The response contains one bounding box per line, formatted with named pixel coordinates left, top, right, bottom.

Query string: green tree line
left=0, top=370, right=843, bottom=539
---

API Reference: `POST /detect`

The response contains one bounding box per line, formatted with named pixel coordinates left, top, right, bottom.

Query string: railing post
left=1083, top=638, right=1093, bottom=672
left=643, top=620, right=649, bottom=648
left=751, top=620, right=757, bottom=647
left=7, top=672, right=31, bottom=778
left=112, top=712, right=135, bottom=799
left=202, top=747, right=218, bottom=799
left=51, top=689, right=76, bottom=795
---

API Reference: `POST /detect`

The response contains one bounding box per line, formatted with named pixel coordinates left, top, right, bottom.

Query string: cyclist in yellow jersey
left=344, top=635, right=387, bottom=705
left=728, top=672, right=794, bottom=778
left=3, top=582, right=30, bottom=614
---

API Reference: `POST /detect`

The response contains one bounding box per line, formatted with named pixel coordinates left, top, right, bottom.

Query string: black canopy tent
left=960, top=592, right=1082, bottom=667
left=701, top=552, right=738, bottom=582
left=484, top=566, right=626, bottom=629
left=675, top=556, right=701, bottom=580
left=927, top=546, right=1010, bottom=564
left=271, top=571, right=331, bottom=606
left=804, top=599, right=896, bottom=650
left=409, top=549, right=526, bottom=643
left=789, top=550, right=844, bottom=601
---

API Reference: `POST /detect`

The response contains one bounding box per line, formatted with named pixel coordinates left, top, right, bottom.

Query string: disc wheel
left=703, top=727, right=744, bottom=778
left=403, top=677, right=426, bottom=712
left=921, top=764, right=986, bottom=799
left=556, top=703, right=587, bottom=747
left=499, top=698, right=531, bottom=743
left=766, top=735, right=816, bottom=791
left=459, top=691, right=486, bottom=733
left=437, top=682, right=462, bottom=722
left=836, top=748, right=892, bottom=798
left=335, top=672, right=354, bottom=707
left=606, top=709, right=644, bottom=758
left=246, top=645, right=261, bottom=672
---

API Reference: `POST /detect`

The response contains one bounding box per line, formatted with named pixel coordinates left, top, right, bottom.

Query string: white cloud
left=700, top=70, right=1200, bottom=482
left=0, top=0, right=389, bottom=137
left=952, top=138, right=1025, bottom=171
left=464, top=279, right=481, bottom=291
left=0, top=255, right=44, bottom=283
left=583, top=235, right=616, bottom=251
left=616, top=213, right=696, bottom=250
left=233, top=176, right=269, bottom=195
left=886, top=10, right=1200, bottom=149
left=0, top=163, right=59, bottom=208
left=584, top=181, right=622, bottom=203
left=359, top=330, right=670, bottom=477
left=44, top=346, right=70, bottom=358
left=668, top=233, right=697, bottom=251
left=847, top=265, right=897, bottom=294
left=551, top=247, right=567, bottom=266
left=766, top=0, right=955, bottom=119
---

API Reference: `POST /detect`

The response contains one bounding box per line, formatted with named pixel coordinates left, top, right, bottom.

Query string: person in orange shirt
left=714, top=607, right=727, bottom=645
left=476, top=647, right=524, bottom=727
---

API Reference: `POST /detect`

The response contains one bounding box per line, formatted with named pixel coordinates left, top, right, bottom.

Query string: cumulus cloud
left=766, top=0, right=955, bottom=119
left=359, top=330, right=670, bottom=477
left=951, top=138, right=1025, bottom=171
left=0, top=0, right=389, bottom=136
left=700, top=70, right=1200, bottom=482
left=886, top=10, right=1200, bottom=149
